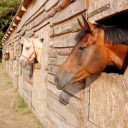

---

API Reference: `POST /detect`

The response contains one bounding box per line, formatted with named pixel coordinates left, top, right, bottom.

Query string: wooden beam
left=21, top=5, right=27, bottom=11
left=12, top=22, right=17, bottom=27
left=16, top=16, right=21, bottom=20
left=10, top=27, right=13, bottom=31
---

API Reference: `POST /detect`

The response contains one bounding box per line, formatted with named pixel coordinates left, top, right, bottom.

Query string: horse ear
left=86, top=20, right=95, bottom=32
left=78, top=15, right=95, bottom=31
left=81, top=15, right=91, bottom=31
left=20, top=36, right=25, bottom=45
left=77, top=18, right=83, bottom=28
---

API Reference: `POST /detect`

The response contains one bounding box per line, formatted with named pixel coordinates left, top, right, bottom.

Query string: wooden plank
left=47, top=92, right=82, bottom=128
left=48, top=65, right=60, bottom=75
left=26, top=0, right=75, bottom=29
left=51, top=0, right=86, bottom=25
left=21, top=80, right=33, bottom=106
left=88, top=3, right=110, bottom=18
left=48, top=48, right=57, bottom=58
left=48, top=74, right=55, bottom=84
left=53, top=32, right=78, bottom=48
left=116, top=2, right=128, bottom=12
left=25, top=6, right=45, bottom=26
left=47, top=82, right=82, bottom=113
left=34, top=63, right=42, bottom=69
left=33, top=20, right=50, bottom=32
left=89, top=73, right=128, bottom=128
left=64, top=82, right=85, bottom=99
left=26, top=10, right=49, bottom=29
left=48, top=56, right=68, bottom=66
left=47, top=73, right=84, bottom=96
left=7, top=35, right=21, bottom=45
left=17, top=0, right=48, bottom=31
left=57, top=48, right=72, bottom=56
left=45, top=0, right=59, bottom=11
left=123, top=68, right=128, bottom=87
left=85, top=122, right=98, bottom=128
left=52, top=16, right=81, bottom=36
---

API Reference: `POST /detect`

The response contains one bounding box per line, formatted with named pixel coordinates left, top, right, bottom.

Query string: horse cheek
left=83, top=49, right=107, bottom=74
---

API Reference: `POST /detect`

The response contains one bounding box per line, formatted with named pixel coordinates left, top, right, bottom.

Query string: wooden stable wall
left=2, top=0, right=128, bottom=128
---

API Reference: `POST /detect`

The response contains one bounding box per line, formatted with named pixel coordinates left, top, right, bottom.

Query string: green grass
left=17, top=98, right=28, bottom=109
left=14, top=98, right=32, bottom=116
left=36, top=122, right=45, bottom=128
left=14, top=97, right=45, bottom=128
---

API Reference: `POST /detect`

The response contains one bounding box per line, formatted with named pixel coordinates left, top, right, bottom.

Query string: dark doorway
left=97, top=11, right=128, bottom=29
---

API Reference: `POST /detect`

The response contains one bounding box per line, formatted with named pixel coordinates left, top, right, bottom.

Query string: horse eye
left=79, top=46, right=86, bottom=50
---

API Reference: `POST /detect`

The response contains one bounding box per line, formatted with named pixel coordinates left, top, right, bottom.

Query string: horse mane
left=75, top=24, right=128, bottom=45
left=95, top=24, right=128, bottom=45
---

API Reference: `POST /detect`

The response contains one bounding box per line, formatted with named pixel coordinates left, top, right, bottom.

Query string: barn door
left=84, top=73, right=128, bottom=128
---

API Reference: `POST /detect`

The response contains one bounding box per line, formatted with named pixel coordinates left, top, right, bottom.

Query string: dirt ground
left=0, top=63, right=44, bottom=128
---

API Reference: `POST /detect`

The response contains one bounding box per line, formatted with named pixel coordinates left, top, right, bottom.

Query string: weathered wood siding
left=2, top=0, right=128, bottom=128
left=88, top=0, right=128, bottom=22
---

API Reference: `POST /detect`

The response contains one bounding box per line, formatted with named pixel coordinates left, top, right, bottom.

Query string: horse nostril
left=54, top=76, right=58, bottom=85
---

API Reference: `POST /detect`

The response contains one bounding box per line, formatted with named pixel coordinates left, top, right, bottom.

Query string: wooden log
left=26, top=0, right=75, bottom=29
left=89, top=73, right=128, bottom=128
left=25, top=6, right=45, bottom=26
left=47, top=92, right=82, bottom=128
left=33, top=20, right=50, bottom=32
left=47, top=68, right=85, bottom=99
left=17, top=0, right=48, bottom=32
left=57, top=48, right=72, bottom=56
left=123, top=68, right=128, bottom=87
left=48, top=48, right=57, bottom=58
left=52, top=16, right=81, bottom=36
left=50, top=0, right=86, bottom=25
left=45, top=0, right=59, bottom=11
left=23, top=77, right=33, bottom=85
left=47, top=82, right=83, bottom=113
left=48, top=74, right=55, bottom=85
left=34, top=63, right=42, bottom=69
left=53, top=32, right=78, bottom=48
left=48, top=65, right=60, bottom=75
left=21, top=80, right=32, bottom=106
left=48, top=56, right=68, bottom=66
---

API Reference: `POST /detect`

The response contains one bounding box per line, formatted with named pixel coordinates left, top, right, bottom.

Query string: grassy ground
left=0, top=63, right=44, bottom=128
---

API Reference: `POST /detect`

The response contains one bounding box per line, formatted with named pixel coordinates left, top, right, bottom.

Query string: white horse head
left=20, top=36, right=43, bottom=68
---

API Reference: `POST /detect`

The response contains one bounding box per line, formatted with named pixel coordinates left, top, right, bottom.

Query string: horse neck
left=33, top=38, right=42, bottom=63
left=106, top=44, right=128, bottom=69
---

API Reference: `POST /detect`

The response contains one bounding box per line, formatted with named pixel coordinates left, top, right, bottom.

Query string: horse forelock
left=75, top=29, right=91, bottom=42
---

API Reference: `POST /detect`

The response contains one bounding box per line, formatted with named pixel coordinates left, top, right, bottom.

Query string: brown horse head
left=55, top=15, right=128, bottom=90
left=4, top=52, right=10, bottom=61
left=4, top=48, right=10, bottom=61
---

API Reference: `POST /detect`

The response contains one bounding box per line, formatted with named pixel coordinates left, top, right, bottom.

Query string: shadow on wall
left=58, top=71, right=100, bottom=105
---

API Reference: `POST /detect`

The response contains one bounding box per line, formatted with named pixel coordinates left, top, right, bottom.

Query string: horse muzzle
left=54, top=71, right=74, bottom=90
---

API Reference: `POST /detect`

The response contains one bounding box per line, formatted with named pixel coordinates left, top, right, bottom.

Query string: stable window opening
left=96, top=11, right=128, bottom=74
